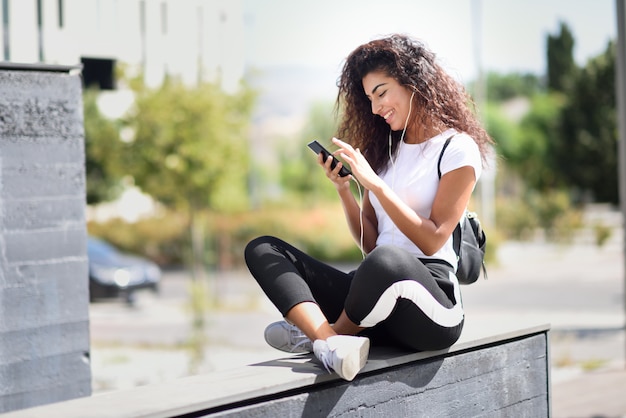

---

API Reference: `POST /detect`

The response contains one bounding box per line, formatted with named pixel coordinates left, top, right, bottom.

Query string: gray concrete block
left=0, top=282, right=89, bottom=335
left=0, top=379, right=91, bottom=415
left=0, top=351, right=91, bottom=412
left=3, top=229, right=86, bottom=265
left=208, top=334, right=549, bottom=417
left=0, top=321, right=90, bottom=365
left=0, top=138, right=85, bottom=166
left=1, top=163, right=85, bottom=200
left=3, top=197, right=85, bottom=231
left=0, top=73, right=83, bottom=138
left=0, top=67, right=91, bottom=413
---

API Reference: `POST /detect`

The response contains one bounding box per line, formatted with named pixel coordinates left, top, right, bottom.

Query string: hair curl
left=335, top=34, right=493, bottom=174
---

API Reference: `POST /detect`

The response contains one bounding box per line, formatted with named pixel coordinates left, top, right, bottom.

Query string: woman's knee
left=244, top=235, right=277, bottom=265
left=362, top=245, right=407, bottom=272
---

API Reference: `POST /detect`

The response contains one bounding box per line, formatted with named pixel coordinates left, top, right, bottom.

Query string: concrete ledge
left=1, top=322, right=551, bottom=417
left=0, top=62, right=81, bottom=73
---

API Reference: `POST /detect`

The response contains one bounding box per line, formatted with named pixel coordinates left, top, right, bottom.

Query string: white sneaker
left=313, top=335, right=370, bottom=381
left=264, top=321, right=313, bottom=353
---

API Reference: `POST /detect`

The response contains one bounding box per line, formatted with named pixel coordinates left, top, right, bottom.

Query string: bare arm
left=332, top=137, right=476, bottom=256
left=318, top=153, right=379, bottom=252
left=369, top=166, right=475, bottom=255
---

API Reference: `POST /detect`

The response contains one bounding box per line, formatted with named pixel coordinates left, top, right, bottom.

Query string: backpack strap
left=438, top=135, right=461, bottom=256
left=437, top=135, right=454, bottom=179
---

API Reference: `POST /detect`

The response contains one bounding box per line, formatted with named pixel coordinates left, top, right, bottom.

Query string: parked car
left=87, top=236, right=161, bottom=304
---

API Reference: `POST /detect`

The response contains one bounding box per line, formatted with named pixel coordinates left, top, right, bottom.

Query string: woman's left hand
left=331, top=137, right=382, bottom=191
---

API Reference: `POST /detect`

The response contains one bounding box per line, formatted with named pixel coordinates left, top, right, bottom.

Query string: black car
left=87, top=237, right=161, bottom=304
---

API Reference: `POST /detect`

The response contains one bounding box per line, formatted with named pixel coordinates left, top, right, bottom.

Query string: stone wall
left=0, top=65, right=91, bottom=413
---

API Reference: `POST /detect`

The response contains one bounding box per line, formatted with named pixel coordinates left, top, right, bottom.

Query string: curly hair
left=335, top=34, right=493, bottom=174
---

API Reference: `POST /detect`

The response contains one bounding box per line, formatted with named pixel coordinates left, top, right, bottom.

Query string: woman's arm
left=318, top=153, right=379, bottom=252
left=337, top=186, right=378, bottom=252
left=332, top=137, right=476, bottom=256
left=370, top=166, right=476, bottom=255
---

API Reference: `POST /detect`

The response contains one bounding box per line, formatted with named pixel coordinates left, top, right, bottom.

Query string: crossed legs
left=284, top=301, right=364, bottom=342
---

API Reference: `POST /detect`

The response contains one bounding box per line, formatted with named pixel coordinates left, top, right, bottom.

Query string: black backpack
left=437, top=136, right=488, bottom=285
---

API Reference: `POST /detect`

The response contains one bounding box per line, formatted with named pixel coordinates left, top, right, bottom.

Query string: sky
left=242, top=0, right=616, bottom=84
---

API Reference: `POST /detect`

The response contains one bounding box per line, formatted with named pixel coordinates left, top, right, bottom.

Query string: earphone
left=387, top=90, right=415, bottom=245
left=352, top=177, right=366, bottom=259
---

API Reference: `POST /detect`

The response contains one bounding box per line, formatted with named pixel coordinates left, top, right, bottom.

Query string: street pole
left=614, top=0, right=626, bottom=370
left=471, top=0, right=496, bottom=230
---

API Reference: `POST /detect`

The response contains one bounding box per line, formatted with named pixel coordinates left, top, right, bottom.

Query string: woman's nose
left=371, top=101, right=380, bottom=115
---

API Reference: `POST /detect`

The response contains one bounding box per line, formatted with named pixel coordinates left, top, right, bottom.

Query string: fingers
left=317, top=153, right=349, bottom=184
left=332, top=137, right=351, bottom=150
left=332, top=138, right=362, bottom=168
left=324, top=155, right=343, bottom=177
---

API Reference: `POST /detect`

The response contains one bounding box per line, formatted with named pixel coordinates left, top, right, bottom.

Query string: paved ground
left=89, top=232, right=626, bottom=417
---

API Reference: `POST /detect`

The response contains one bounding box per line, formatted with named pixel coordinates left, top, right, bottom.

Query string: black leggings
left=244, top=235, right=464, bottom=351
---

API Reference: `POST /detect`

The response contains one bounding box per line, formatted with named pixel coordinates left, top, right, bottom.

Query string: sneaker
left=313, top=335, right=370, bottom=381
left=264, top=320, right=313, bottom=353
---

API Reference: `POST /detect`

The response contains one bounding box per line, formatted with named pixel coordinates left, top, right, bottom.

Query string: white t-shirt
left=368, top=128, right=482, bottom=269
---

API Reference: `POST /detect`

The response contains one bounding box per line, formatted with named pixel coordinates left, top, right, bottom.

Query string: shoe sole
left=335, top=337, right=370, bottom=381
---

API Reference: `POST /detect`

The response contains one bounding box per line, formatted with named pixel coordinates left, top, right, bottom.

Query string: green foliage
left=593, top=221, right=613, bottom=247
left=528, top=189, right=583, bottom=242
left=121, top=77, right=256, bottom=213
left=547, top=21, right=577, bottom=92
left=495, top=188, right=582, bottom=243
left=553, top=41, right=617, bottom=203
left=516, top=93, right=566, bottom=191
left=89, top=203, right=364, bottom=267
left=83, top=88, right=125, bottom=204
left=487, top=93, right=565, bottom=193
left=471, top=72, right=544, bottom=103
left=278, top=101, right=340, bottom=202
left=498, top=202, right=537, bottom=241
left=87, top=210, right=189, bottom=265
left=484, top=102, right=519, bottom=159
left=489, top=21, right=618, bottom=206
left=231, top=203, right=363, bottom=262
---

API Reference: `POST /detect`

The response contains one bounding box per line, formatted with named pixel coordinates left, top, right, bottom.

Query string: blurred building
left=0, top=0, right=246, bottom=223
left=0, top=0, right=245, bottom=92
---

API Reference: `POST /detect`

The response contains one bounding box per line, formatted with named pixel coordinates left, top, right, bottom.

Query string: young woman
left=244, top=34, right=493, bottom=381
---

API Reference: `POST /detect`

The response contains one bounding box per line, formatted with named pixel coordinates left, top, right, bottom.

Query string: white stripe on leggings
left=359, top=272, right=464, bottom=328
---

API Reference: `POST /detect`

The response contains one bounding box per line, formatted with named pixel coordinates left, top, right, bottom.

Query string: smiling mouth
left=383, top=109, right=393, bottom=120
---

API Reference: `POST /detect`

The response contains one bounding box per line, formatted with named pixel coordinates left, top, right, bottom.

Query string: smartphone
left=307, top=140, right=352, bottom=177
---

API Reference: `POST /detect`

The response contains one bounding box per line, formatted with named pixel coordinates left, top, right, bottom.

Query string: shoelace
left=287, top=324, right=312, bottom=352
left=316, top=344, right=333, bottom=373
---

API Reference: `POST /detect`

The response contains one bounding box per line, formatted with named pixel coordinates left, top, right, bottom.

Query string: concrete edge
left=0, top=323, right=551, bottom=418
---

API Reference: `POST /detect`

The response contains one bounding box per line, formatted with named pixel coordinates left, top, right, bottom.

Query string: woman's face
left=362, top=71, right=414, bottom=132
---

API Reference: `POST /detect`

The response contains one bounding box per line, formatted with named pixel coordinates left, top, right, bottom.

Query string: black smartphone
left=307, top=140, right=352, bottom=177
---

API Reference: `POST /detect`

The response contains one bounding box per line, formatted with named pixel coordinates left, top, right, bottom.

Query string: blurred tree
left=495, top=23, right=617, bottom=204
left=121, top=77, right=256, bottom=273
left=553, top=41, right=617, bottom=203
left=83, top=88, right=125, bottom=204
left=484, top=102, right=519, bottom=162
left=279, top=101, right=339, bottom=201
left=516, top=93, right=565, bottom=192
left=547, top=21, right=577, bottom=93
left=475, top=72, right=544, bottom=102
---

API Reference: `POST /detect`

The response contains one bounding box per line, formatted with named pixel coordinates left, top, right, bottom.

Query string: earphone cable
left=351, top=176, right=366, bottom=259
left=389, top=90, right=415, bottom=244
